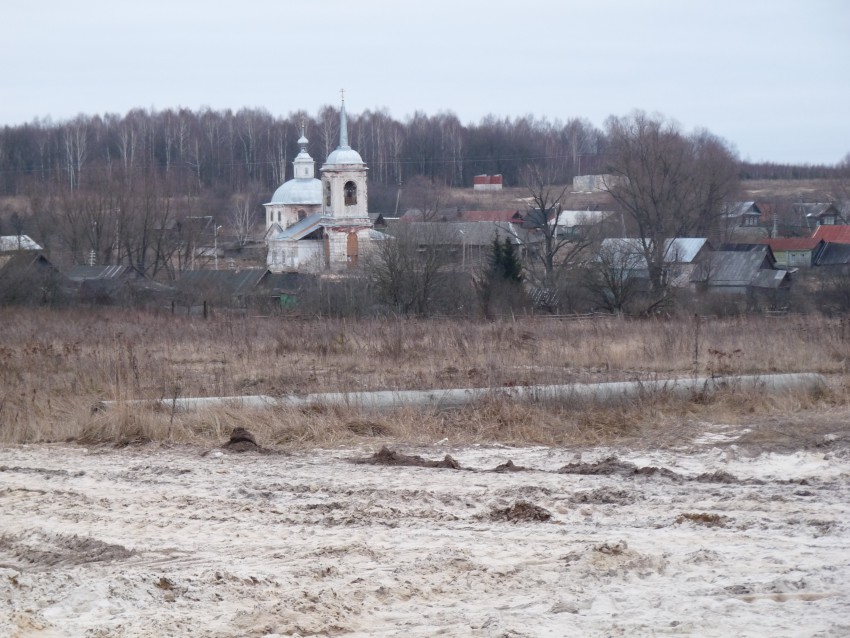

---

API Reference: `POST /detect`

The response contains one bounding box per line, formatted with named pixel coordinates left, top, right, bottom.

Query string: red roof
left=812, top=225, right=850, bottom=244
left=460, top=210, right=522, bottom=223
left=473, top=174, right=503, bottom=185
left=758, top=237, right=822, bottom=251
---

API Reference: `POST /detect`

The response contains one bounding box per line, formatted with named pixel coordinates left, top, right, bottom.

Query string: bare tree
left=603, top=112, right=739, bottom=294
left=521, top=164, right=594, bottom=289
left=365, top=224, right=454, bottom=316
left=583, top=239, right=644, bottom=314
left=229, top=190, right=259, bottom=248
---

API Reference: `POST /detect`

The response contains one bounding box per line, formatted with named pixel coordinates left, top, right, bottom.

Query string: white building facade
left=266, top=98, right=376, bottom=272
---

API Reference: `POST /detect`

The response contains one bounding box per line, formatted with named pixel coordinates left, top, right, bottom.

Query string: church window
left=298, top=209, right=306, bottom=221
left=277, top=211, right=281, bottom=223
left=324, top=181, right=331, bottom=207
left=344, top=181, right=357, bottom=206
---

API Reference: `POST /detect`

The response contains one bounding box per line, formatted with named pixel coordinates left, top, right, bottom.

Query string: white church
left=264, top=96, right=380, bottom=272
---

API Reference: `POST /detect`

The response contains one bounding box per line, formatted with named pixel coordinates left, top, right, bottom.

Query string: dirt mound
left=570, top=487, right=636, bottom=505
left=490, top=501, right=552, bottom=523
left=0, top=531, right=133, bottom=570
left=352, top=446, right=461, bottom=469
left=694, top=470, right=740, bottom=483
left=558, top=456, right=682, bottom=480
left=492, top=460, right=529, bottom=473
left=675, top=512, right=729, bottom=527
left=222, top=428, right=271, bottom=454
left=346, top=420, right=391, bottom=437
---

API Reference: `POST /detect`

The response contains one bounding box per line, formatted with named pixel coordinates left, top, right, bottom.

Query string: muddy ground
left=1, top=422, right=849, bottom=637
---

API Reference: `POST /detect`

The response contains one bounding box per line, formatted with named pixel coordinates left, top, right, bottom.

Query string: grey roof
left=691, top=246, right=787, bottom=288
left=324, top=147, right=364, bottom=165
left=66, top=265, right=140, bottom=282
left=721, top=201, right=759, bottom=218
left=599, top=238, right=709, bottom=265
left=176, top=269, right=268, bottom=297
left=550, top=210, right=613, bottom=227
left=816, top=242, right=850, bottom=266
left=0, top=235, right=42, bottom=252
left=266, top=213, right=324, bottom=241
left=269, top=177, right=322, bottom=205
left=0, top=252, right=55, bottom=274
left=794, top=203, right=841, bottom=219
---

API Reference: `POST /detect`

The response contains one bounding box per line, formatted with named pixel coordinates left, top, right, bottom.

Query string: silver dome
left=270, top=178, right=322, bottom=205
left=325, top=147, right=364, bottom=165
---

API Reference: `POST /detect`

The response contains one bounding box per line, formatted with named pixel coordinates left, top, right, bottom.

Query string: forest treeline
left=1, top=106, right=845, bottom=206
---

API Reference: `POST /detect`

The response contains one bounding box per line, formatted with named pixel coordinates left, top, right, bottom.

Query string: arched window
left=277, top=211, right=281, bottom=223
left=324, top=181, right=331, bottom=207
left=297, top=209, right=307, bottom=221
left=344, top=181, right=357, bottom=206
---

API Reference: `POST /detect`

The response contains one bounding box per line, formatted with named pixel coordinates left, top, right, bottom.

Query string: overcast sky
left=2, top=0, right=848, bottom=165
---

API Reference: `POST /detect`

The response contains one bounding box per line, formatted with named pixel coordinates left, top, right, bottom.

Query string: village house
left=757, top=237, right=825, bottom=268
left=472, top=174, right=503, bottom=191
left=598, top=237, right=713, bottom=287
left=691, top=244, right=791, bottom=296
left=796, top=203, right=844, bottom=229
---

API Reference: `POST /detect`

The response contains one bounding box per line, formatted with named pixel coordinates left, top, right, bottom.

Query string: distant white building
left=473, top=174, right=503, bottom=191
left=265, top=97, right=379, bottom=272
left=572, top=174, right=626, bottom=193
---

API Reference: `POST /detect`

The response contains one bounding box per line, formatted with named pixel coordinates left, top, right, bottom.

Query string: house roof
left=0, top=235, right=42, bottom=252
left=816, top=242, right=850, bottom=266
left=812, top=225, right=850, bottom=244
left=691, top=246, right=785, bottom=288
left=66, top=265, right=141, bottom=282
left=266, top=213, right=324, bottom=241
left=721, top=201, right=760, bottom=218
left=257, top=272, right=317, bottom=294
left=599, top=238, right=710, bottom=265
left=459, top=210, right=522, bottom=223
left=758, top=237, right=823, bottom=251
left=395, top=221, right=523, bottom=246
left=794, top=203, right=840, bottom=218
left=550, top=210, right=612, bottom=228
left=0, top=252, right=56, bottom=274
left=176, top=269, right=269, bottom=296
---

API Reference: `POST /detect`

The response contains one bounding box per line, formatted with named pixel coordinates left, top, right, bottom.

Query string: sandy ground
left=1, top=425, right=849, bottom=637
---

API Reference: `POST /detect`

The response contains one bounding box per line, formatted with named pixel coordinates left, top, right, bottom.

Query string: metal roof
left=269, top=178, right=322, bottom=205
left=176, top=269, right=268, bottom=297
left=266, top=213, right=324, bottom=241
left=460, top=210, right=522, bottom=223
left=691, top=246, right=787, bottom=288
left=816, top=242, right=850, bottom=266
left=721, top=201, right=758, bottom=218
left=550, top=210, right=612, bottom=228
left=0, top=235, right=42, bottom=252
left=599, top=238, right=709, bottom=265
left=66, top=265, right=138, bottom=281
left=758, top=237, right=822, bottom=251
left=393, top=221, right=523, bottom=247
left=812, top=225, right=850, bottom=243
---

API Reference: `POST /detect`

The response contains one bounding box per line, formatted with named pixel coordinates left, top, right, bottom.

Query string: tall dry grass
left=1, top=307, right=849, bottom=446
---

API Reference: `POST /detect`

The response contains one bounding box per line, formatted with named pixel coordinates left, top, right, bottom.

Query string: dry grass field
left=2, top=307, right=849, bottom=448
